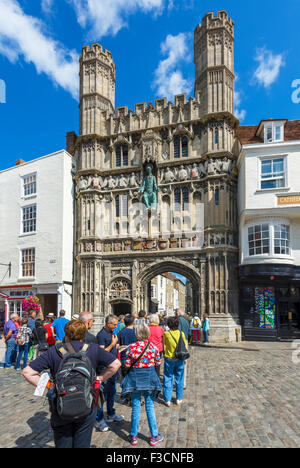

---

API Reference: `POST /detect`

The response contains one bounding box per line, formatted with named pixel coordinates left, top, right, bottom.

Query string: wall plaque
left=277, top=195, right=300, bottom=205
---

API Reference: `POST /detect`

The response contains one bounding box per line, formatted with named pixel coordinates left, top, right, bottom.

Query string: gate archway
left=136, top=258, right=201, bottom=316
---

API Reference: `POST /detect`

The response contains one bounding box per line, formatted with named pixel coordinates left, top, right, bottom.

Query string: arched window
left=174, top=188, right=181, bottom=210
left=214, top=129, right=219, bottom=146
left=174, top=187, right=189, bottom=211
left=174, top=136, right=189, bottom=158
left=116, top=145, right=128, bottom=167
left=215, top=188, right=219, bottom=206
left=182, top=187, right=189, bottom=209
left=116, top=195, right=120, bottom=218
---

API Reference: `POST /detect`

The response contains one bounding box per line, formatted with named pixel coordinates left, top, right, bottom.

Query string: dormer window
left=264, top=121, right=284, bottom=143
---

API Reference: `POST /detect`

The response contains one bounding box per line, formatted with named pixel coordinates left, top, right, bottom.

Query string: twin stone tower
left=71, top=10, right=241, bottom=343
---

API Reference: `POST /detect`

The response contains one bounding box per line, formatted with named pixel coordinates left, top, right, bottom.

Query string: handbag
left=169, top=331, right=190, bottom=361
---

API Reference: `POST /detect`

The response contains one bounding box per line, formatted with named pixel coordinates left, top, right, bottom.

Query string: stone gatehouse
left=70, top=10, right=241, bottom=342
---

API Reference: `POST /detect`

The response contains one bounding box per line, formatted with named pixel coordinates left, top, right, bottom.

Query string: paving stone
left=0, top=342, right=300, bottom=448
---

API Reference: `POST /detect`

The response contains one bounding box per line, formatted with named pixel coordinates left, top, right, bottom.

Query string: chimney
left=66, top=131, right=78, bottom=156
left=16, top=159, right=26, bottom=166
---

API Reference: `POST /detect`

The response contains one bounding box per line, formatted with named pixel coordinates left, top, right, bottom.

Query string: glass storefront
left=241, top=284, right=300, bottom=338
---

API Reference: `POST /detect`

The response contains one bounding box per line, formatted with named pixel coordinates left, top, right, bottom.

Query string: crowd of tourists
left=1, top=307, right=210, bottom=448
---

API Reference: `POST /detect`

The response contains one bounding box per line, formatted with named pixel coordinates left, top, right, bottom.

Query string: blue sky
left=0, top=0, right=299, bottom=170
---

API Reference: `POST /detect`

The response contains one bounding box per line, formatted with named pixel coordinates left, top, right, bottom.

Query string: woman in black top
left=33, top=319, right=48, bottom=355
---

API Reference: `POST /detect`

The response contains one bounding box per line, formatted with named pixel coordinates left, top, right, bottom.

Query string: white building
left=236, top=119, right=300, bottom=340
left=0, top=150, right=75, bottom=323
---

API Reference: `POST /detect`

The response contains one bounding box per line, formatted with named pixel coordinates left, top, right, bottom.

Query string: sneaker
left=150, top=433, right=164, bottom=446
left=106, top=413, right=124, bottom=423
left=164, top=401, right=171, bottom=407
left=95, top=420, right=110, bottom=432
left=129, top=436, right=138, bottom=446
left=176, top=400, right=183, bottom=406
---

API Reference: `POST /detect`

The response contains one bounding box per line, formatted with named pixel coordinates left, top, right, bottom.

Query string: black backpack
left=169, top=331, right=190, bottom=361
left=55, top=343, right=96, bottom=422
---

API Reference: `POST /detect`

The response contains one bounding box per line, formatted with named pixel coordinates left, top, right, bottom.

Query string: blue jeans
left=203, top=331, right=209, bottom=343
left=163, top=358, right=185, bottom=403
left=15, top=343, right=30, bottom=369
left=5, top=338, right=18, bottom=368
left=131, top=390, right=158, bottom=438
left=96, top=375, right=117, bottom=421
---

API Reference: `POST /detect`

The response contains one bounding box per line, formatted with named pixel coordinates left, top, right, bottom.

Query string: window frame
left=263, top=122, right=284, bottom=143
left=115, top=145, right=129, bottom=168
left=173, top=135, right=189, bottom=159
left=246, top=220, right=292, bottom=259
left=20, top=248, right=35, bottom=278
left=22, top=173, right=37, bottom=198
left=259, top=156, right=287, bottom=190
left=22, top=204, right=37, bottom=234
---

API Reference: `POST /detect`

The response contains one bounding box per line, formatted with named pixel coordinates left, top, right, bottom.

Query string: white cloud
left=0, top=0, right=79, bottom=99
left=41, top=0, right=54, bottom=14
left=253, top=47, right=285, bottom=89
left=234, top=89, right=246, bottom=122
left=68, top=0, right=166, bottom=39
left=152, top=32, right=193, bottom=100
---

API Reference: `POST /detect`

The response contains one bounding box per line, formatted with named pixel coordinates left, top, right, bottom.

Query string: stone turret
left=194, top=10, right=235, bottom=117
left=79, top=43, right=116, bottom=136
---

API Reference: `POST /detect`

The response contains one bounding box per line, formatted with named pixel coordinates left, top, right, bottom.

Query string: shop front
left=240, top=264, right=300, bottom=340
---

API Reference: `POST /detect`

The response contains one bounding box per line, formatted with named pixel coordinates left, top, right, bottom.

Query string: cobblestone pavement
left=0, top=341, right=300, bottom=448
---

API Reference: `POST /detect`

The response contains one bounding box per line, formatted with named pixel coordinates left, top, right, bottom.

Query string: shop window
left=243, top=286, right=276, bottom=329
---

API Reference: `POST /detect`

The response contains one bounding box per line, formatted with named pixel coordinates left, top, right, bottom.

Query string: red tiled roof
left=235, top=120, right=300, bottom=145
left=235, top=125, right=261, bottom=145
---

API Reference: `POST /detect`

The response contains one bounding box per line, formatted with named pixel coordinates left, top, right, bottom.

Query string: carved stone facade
left=73, top=10, right=241, bottom=342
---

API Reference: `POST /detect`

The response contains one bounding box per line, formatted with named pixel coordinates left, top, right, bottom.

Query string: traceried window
left=174, top=187, right=189, bottom=211
left=21, top=248, right=35, bottom=277
left=116, top=145, right=128, bottom=167
left=260, top=158, right=285, bottom=189
left=174, top=136, right=188, bottom=158
left=115, top=195, right=128, bottom=218
left=23, top=174, right=36, bottom=196
left=22, top=205, right=36, bottom=233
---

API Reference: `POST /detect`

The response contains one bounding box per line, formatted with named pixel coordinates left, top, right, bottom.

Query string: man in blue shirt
left=96, top=314, right=125, bottom=432
left=27, top=311, right=37, bottom=331
left=117, top=315, right=137, bottom=377
left=51, top=310, right=69, bottom=342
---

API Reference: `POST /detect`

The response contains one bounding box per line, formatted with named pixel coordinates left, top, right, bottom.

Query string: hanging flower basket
left=22, top=296, right=41, bottom=315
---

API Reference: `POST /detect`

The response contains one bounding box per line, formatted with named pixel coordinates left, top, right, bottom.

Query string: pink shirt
left=148, top=325, right=165, bottom=352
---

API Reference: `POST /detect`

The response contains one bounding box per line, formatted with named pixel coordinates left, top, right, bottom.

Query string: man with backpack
left=22, top=319, right=121, bottom=448
left=191, top=315, right=202, bottom=344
